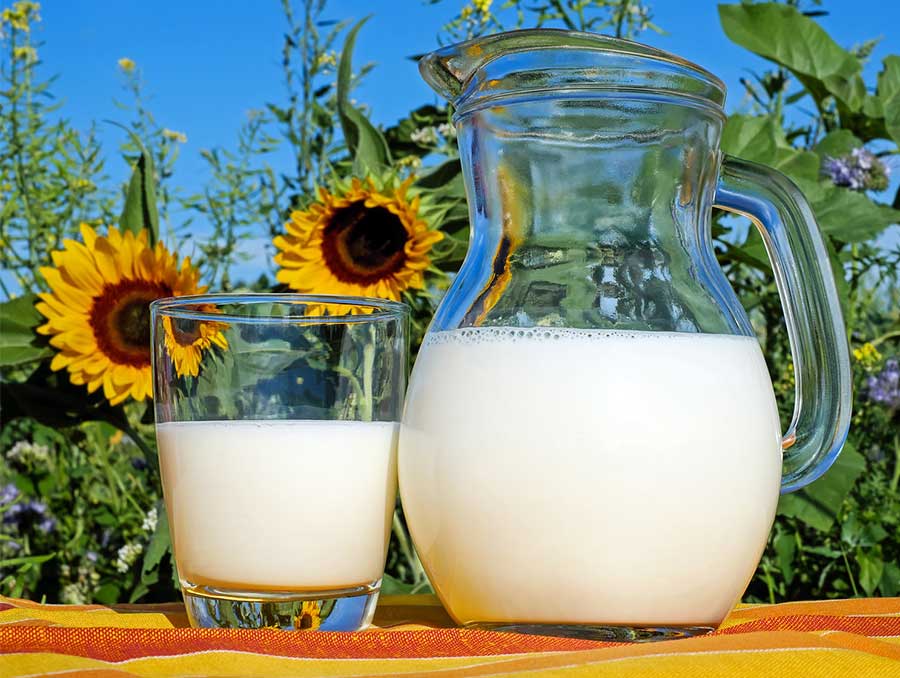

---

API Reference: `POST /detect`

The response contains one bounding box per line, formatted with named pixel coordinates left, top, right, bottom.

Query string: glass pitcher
left=398, top=30, right=851, bottom=639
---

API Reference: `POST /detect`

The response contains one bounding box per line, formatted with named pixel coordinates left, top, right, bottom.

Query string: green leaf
left=777, top=441, right=865, bottom=531
left=141, top=501, right=171, bottom=579
left=721, top=115, right=819, bottom=183
left=719, top=3, right=865, bottom=111
left=134, top=501, right=171, bottom=602
left=813, top=130, right=861, bottom=160
left=415, top=158, right=462, bottom=191
left=119, top=141, right=160, bottom=246
left=380, top=573, right=416, bottom=595
left=94, top=582, right=121, bottom=605
left=855, top=549, right=884, bottom=597
left=880, top=562, right=900, bottom=596
left=773, top=532, right=796, bottom=585
left=336, top=17, right=391, bottom=174
left=795, top=179, right=900, bottom=243
left=384, top=104, right=451, bottom=159
left=822, top=235, right=849, bottom=321
left=878, top=56, right=900, bottom=145
left=0, top=294, right=52, bottom=367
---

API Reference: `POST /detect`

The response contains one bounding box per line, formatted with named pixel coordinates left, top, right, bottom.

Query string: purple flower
left=866, top=359, right=900, bottom=409
left=35, top=511, right=57, bottom=534
left=852, top=147, right=874, bottom=171
left=1, top=497, right=56, bottom=534
left=823, top=156, right=862, bottom=189
left=823, top=148, right=890, bottom=192
left=85, top=550, right=99, bottom=564
left=0, top=484, right=19, bottom=506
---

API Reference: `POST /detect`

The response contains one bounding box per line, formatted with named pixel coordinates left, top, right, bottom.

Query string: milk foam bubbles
left=157, top=419, right=398, bottom=590
left=399, top=327, right=782, bottom=626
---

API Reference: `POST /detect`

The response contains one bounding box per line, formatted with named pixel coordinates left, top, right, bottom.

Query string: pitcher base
left=465, top=622, right=715, bottom=642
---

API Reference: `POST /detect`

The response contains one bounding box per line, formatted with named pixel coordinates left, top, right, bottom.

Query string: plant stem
left=890, top=435, right=900, bottom=493
left=614, top=0, right=631, bottom=38
left=548, top=0, right=578, bottom=30
left=392, top=510, right=426, bottom=585
left=840, top=546, right=860, bottom=597
left=871, top=330, right=900, bottom=348
left=115, top=415, right=159, bottom=476
left=362, top=328, right=375, bottom=422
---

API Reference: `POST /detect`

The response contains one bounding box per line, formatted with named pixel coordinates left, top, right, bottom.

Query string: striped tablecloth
left=2, top=594, right=899, bottom=676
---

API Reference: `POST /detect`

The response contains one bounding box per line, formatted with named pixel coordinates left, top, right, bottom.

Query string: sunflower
left=294, top=601, right=322, bottom=630
left=162, top=312, right=228, bottom=378
left=273, top=176, right=443, bottom=301
left=36, top=224, right=219, bottom=405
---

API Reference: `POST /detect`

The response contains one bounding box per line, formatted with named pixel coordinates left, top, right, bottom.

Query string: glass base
left=182, top=580, right=381, bottom=630
left=466, top=622, right=715, bottom=642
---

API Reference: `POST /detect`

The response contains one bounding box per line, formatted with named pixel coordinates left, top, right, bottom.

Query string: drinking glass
left=150, top=294, right=408, bottom=630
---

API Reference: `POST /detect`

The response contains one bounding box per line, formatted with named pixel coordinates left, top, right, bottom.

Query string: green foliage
left=1, top=417, right=165, bottom=604
left=337, top=17, right=392, bottom=175
left=184, top=112, right=283, bottom=290
left=879, top=56, right=900, bottom=146
left=118, top=138, right=160, bottom=246
left=719, top=3, right=866, bottom=112
left=777, top=442, right=866, bottom=533
left=434, top=0, right=662, bottom=42
left=716, top=2, right=899, bottom=605
left=0, top=294, right=51, bottom=366
left=0, top=2, right=117, bottom=296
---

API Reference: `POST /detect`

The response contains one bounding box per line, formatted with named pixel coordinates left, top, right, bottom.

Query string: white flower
left=141, top=506, right=158, bottom=533
left=115, top=541, right=144, bottom=573
left=6, top=440, right=50, bottom=465
left=61, top=583, right=87, bottom=605
left=437, top=122, right=457, bottom=139
left=411, top=126, right=439, bottom=145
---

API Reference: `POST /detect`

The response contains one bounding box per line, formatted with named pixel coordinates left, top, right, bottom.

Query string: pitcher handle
left=714, top=154, right=852, bottom=494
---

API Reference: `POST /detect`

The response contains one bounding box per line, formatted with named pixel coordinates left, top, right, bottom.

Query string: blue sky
left=23, top=0, right=900, bottom=270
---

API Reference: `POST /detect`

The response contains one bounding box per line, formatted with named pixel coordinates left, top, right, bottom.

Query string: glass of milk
left=150, top=294, right=407, bottom=630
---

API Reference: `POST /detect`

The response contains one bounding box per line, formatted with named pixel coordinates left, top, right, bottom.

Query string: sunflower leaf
left=878, top=56, right=900, bottom=145
left=336, top=17, right=391, bottom=174
left=719, top=3, right=866, bottom=111
left=777, top=440, right=865, bottom=531
left=119, top=141, right=161, bottom=246
left=0, top=294, right=53, bottom=367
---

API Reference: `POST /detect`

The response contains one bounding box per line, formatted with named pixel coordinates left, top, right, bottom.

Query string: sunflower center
left=321, top=201, right=409, bottom=284
left=90, top=279, right=172, bottom=367
left=169, top=318, right=201, bottom=347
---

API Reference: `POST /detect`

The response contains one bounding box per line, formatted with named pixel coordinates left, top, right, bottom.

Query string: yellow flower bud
left=853, top=342, right=882, bottom=372
left=162, top=128, right=188, bottom=144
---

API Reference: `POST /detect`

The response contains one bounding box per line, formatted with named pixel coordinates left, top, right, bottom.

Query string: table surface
left=2, top=594, right=899, bottom=677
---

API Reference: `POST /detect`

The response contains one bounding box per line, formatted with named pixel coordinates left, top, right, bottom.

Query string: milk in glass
left=157, top=419, right=398, bottom=590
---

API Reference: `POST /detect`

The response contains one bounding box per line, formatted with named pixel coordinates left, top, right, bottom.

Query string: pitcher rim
left=420, top=28, right=727, bottom=113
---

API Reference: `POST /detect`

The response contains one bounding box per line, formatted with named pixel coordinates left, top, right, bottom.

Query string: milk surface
left=399, top=327, right=782, bottom=626
left=157, top=419, right=398, bottom=590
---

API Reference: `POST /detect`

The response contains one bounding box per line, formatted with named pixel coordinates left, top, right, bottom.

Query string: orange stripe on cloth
left=0, top=626, right=609, bottom=660
left=721, top=597, right=900, bottom=624
left=718, top=613, right=900, bottom=638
